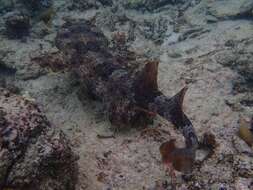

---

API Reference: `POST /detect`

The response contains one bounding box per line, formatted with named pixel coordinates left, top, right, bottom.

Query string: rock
left=0, top=88, right=78, bottom=190
left=0, top=59, right=17, bottom=76
left=251, top=117, right=253, bottom=133
left=21, top=0, right=53, bottom=12
left=235, top=53, right=253, bottom=82
left=238, top=117, right=253, bottom=147
left=206, top=15, right=218, bottom=23
left=37, top=7, right=55, bottom=26
left=210, top=183, right=228, bottom=190
left=195, top=132, right=217, bottom=163
left=16, top=64, right=46, bottom=80
left=124, top=0, right=187, bottom=11
left=215, top=40, right=253, bottom=92
left=145, top=179, right=171, bottom=190
left=234, top=155, right=253, bottom=178
left=4, top=11, right=30, bottom=39
left=69, top=0, right=112, bottom=10
left=0, top=0, right=14, bottom=13
left=31, top=51, right=68, bottom=72
left=235, top=177, right=253, bottom=190
left=69, top=0, right=99, bottom=10
left=201, top=132, right=217, bottom=150
left=233, top=136, right=253, bottom=157
left=138, top=16, right=169, bottom=43
left=183, top=0, right=210, bottom=26
left=98, top=0, right=113, bottom=6
left=184, top=0, right=253, bottom=25
left=195, top=149, right=210, bottom=163
left=208, top=0, right=253, bottom=19
left=178, top=27, right=210, bottom=41
left=30, top=21, right=52, bottom=38
left=167, top=48, right=182, bottom=58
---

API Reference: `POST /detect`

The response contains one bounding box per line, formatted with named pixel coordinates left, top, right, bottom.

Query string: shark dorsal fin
left=142, top=60, right=159, bottom=92
left=174, top=86, right=188, bottom=110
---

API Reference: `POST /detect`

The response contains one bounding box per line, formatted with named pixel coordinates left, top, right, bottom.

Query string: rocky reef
left=0, top=88, right=78, bottom=190
left=215, top=38, right=253, bottom=92
left=0, top=0, right=253, bottom=189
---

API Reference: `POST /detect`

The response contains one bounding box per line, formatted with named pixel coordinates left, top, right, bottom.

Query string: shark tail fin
left=153, top=86, right=198, bottom=149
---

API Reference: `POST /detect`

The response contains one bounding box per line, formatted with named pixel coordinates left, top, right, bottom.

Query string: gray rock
left=69, top=0, right=112, bottom=10
left=178, top=27, right=210, bottom=41
left=235, top=177, right=253, bottom=190
left=21, top=0, right=53, bottom=12
left=138, top=16, right=169, bottom=43
left=210, top=183, right=228, bottom=190
left=195, top=149, right=210, bottom=163
left=16, top=63, right=47, bottom=80
left=0, top=0, right=14, bottom=13
left=183, top=0, right=210, bottom=26
left=184, top=0, right=253, bottom=26
left=208, top=0, right=253, bottom=19
left=232, top=136, right=253, bottom=157
left=214, top=38, right=253, bottom=92
left=98, top=0, right=113, bottom=6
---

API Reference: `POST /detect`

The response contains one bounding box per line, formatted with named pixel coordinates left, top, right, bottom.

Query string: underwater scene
left=0, top=0, right=253, bottom=189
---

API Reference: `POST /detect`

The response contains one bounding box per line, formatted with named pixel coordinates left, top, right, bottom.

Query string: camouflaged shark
left=36, top=20, right=198, bottom=150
